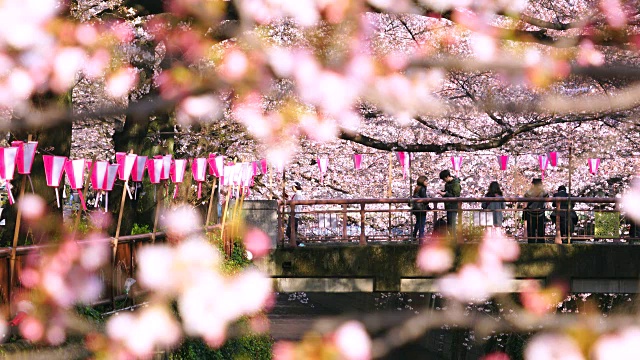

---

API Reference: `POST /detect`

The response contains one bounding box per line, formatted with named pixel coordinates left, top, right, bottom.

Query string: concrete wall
left=256, top=244, right=640, bottom=293
left=242, top=200, right=279, bottom=248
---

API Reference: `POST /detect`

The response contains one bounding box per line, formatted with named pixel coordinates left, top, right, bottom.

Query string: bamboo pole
left=74, top=156, right=95, bottom=237
left=9, top=171, right=28, bottom=295
left=151, top=184, right=161, bottom=243
left=113, top=180, right=129, bottom=257
left=9, top=134, right=32, bottom=299
left=220, top=185, right=232, bottom=247
left=205, top=177, right=218, bottom=225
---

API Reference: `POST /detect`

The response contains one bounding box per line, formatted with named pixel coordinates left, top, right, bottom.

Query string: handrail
left=284, top=197, right=618, bottom=206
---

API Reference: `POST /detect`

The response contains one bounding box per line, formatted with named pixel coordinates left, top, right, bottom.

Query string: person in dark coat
left=439, top=170, right=461, bottom=236
left=411, top=175, right=430, bottom=240
left=523, top=178, right=548, bottom=243
left=551, top=185, right=578, bottom=241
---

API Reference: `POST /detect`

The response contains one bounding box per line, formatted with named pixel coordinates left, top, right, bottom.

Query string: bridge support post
left=342, top=204, right=348, bottom=242
left=555, top=200, right=562, bottom=244
left=360, top=204, right=366, bottom=245
left=289, top=205, right=297, bottom=248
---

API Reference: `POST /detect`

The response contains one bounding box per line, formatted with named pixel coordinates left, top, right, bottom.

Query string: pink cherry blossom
left=105, top=67, right=138, bottom=98
left=162, top=205, right=202, bottom=240
left=525, top=333, right=585, bottom=360
left=219, top=49, right=249, bottom=82
left=600, top=0, right=627, bottom=28
left=592, top=326, right=640, bottom=359
left=20, top=316, right=44, bottom=342
left=417, top=243, right=453, bottom=273
left=243, top=227, right=272, bottom=258
left=18, top=194, right=45, bottom=221
left=334, top=321, right=372, bottom=360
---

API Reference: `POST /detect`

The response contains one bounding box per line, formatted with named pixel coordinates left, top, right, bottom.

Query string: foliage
left=594, top=212, right=621, bottom=239
left=130, top=223, right=152, bottom=235
left=170, top=333, right=273, bottom=360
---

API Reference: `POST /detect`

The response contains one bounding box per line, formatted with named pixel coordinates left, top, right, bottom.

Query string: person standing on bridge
left=438, top=170, right=461, bottom=236
left=482, top=181, right=506, bottom=231
left=411, top=175, right=430, bottom=241
left=523, top=178, right=549, bottom=243
left=286, top=181, right=305, bottom=246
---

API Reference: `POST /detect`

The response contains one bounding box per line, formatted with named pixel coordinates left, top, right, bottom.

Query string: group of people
left=411, top=171, right=578, bottom=243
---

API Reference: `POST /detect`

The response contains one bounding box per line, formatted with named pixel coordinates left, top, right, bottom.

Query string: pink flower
left=437, top=264, right=491, bottom=302
left=273, top=341, right=296, bottom=360
left=525, top=333, right=584, bottom=360
left=243, top=227, right=272, bottom=258
left=592, top=326, right=640, bottom=359
left=20, top=316, right=44, bottom=342
left=106, top=67, right=138, bottom=98
left=600, top=0, right=627, bottom=28
left=162, top=205, right=202, bottom=240
left=417, top=243, right=453, bottom=273
left=479, top=230, right=520, bottom=264
left=19, top=194, right=45, bottom=221
left=219, top=49, right=249, bottom=82
left=334, top=321, right=371, bottom=360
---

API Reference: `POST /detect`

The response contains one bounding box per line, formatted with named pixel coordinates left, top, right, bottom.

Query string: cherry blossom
left=333, top=321, right=372, bottom=360
left=592, top=326, right=640, bottom=360
left=417, top=242, right=454, bottom=273
left=524, top=333, right=585, bottom=360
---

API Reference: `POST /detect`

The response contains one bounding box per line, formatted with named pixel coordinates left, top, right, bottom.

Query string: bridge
left=0, top=197, right=636, bottom=309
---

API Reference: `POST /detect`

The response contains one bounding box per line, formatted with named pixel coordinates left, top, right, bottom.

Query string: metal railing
left=277, top=197, right=631, bottom=246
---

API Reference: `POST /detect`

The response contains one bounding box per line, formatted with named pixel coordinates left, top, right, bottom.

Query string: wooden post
left=457, top=201, right=463, bottom=244
left=220, top=185, right=232, bottom=245
left=342, top=204, right=348, bottom=242
left=359, top=203, right=366, bottom=245
left=387, top=153, right=393, bottom=198
left=74, top=156, right=95, bottom=236
left=9, top=134, right=32, bottom=301
left=554, top=200, right=562, bottom=244
left=151, top=185, right=161, bottom=243
left=289, top=202, right=297, bottom=248
left=205, top=178, right=218, bottom=225
left=568, top=144, right=573, bottom=245
left=113, top=180, right=129, bottom=256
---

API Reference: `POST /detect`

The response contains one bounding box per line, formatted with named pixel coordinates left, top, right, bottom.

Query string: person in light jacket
left=482, top=181, right=506, bottom=228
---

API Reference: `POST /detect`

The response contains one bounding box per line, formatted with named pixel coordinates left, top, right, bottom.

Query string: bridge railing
left=278, top=197, right=631, bottom=246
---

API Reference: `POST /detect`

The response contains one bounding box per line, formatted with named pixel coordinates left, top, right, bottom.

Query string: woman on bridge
left=411, top=175, right=430, bottom=241
left=482, top=181, right=505, bottom=231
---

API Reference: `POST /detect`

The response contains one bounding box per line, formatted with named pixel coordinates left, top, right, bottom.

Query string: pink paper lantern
left=170, top=159, right=188, bottom=198
left=162, top=155, right=172, bottom=180
left=103, top=164, right=120, bottom=192
left=43, top=155, right=67, bottom=208
left=102, top=164, right=120, bottom=211
left=548, top=152, right=558, bottom=167
left=65, top=159, right=87, bottom=210
left=191, top=158, right=207, bottom=198
left=353, top=154, right=363, bottom=170
left=117, top=153, right=137, bottom=181
left=539, top=155, right=549, bottom=179
left=131, top=156, right=147, bottom=182
left=146, top=158, right=164, bottom=184
left=241, top=163, right=253, bottom=188
left=451, top=156, right=463, bottom=172
left=588, top=158, right=600, bottom=175
left=207, top=155, right=225, bottom=177
left=0, top=147, right=18, bottom=204
left=497, top=155, right=509, bottom=171
left=259, top=158, right=267, bottom=175
left=396, top=152, right=410, bottom=179
left=90, top=161, right=109, bottom=191
left=317, top=156, right=329, bottom=185
left=12, top=141, right=38, bottom=175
